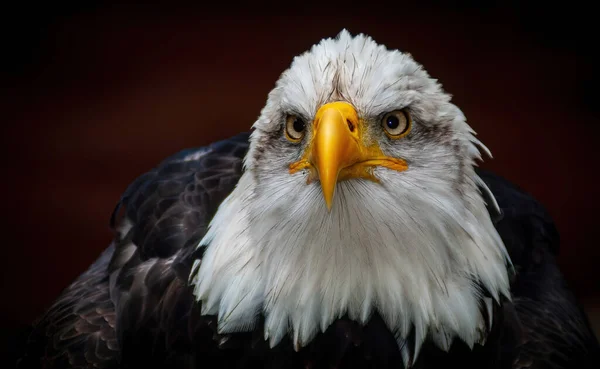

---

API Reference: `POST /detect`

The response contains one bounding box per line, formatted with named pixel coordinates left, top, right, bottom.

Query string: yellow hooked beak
left=289, top=101, right=408, bottom=210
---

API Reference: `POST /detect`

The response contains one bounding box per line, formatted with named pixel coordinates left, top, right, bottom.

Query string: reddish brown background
left=2, top=1, right=599, bottom=345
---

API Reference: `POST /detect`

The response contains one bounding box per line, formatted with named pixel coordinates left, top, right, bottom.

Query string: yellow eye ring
left=382, top=110, right=411, bottom=138
left=285, top=115, right=306, bottom=142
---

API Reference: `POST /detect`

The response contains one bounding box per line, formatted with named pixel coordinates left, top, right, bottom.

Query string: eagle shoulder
left=107, top=132, right=250, bottom=367
left=477, top=169, right=600, bottom=369
left=18, top=133, right=250, bottom=368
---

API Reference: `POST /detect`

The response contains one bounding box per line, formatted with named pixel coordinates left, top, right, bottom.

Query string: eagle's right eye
left=285, top=115, right=306, bottom=142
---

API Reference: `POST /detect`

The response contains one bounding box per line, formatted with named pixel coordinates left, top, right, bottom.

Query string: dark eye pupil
left=386, top=115, right=400, bottom=129
left=293, top=119, right=305, bottom=132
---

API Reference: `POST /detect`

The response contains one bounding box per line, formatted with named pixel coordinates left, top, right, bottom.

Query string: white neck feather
left=190, top=165, right=511, bottom=363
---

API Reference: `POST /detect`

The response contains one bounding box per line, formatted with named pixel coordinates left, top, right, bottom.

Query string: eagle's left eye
left=285, top=115, right=306, bottom=142
left=382, top=110, right=411, bottom=138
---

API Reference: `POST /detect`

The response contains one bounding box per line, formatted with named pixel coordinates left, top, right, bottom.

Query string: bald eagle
left=18, top=30, right=599, bottom=369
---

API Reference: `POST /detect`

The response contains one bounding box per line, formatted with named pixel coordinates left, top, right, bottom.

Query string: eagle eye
left=382, top=110, right=411, bottom=138
left=285, top=115, right=306, bottom=142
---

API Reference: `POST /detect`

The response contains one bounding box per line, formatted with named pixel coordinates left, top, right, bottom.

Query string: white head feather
left=190, top=30, right=511, bottom=363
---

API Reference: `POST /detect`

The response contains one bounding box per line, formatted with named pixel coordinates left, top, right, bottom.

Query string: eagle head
left=191, top=30, right=512, bottom=362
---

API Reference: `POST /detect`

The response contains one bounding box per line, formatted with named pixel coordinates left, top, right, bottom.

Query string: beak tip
left=322, top=186, right=335, bottom=212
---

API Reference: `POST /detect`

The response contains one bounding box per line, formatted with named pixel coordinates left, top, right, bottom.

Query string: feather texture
left=192, top=29, right=511, bottom=353
left=17, top=30, right=599, bottom=369
left=17, top=134, right=600, bottom=368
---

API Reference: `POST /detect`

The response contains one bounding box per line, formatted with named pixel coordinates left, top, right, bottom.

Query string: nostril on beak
left=347, top=119, right=355, bottom=132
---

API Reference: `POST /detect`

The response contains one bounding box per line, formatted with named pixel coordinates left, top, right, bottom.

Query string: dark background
left=2, top=0, right=598, bottom=356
